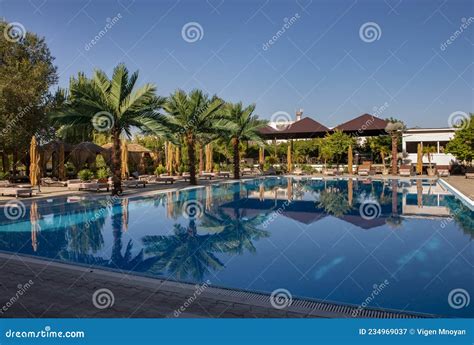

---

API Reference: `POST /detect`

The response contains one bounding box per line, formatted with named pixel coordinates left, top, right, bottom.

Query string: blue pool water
left=0, top=177, right=472, bottom=317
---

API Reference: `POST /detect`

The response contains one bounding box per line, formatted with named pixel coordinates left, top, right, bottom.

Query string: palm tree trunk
left=232, top=137, right=240, bottom=179
left=187, top=135, right=197, bottom=185
left=391, top=134, right=398, bottom=175
left=112, top=129, right=122, bottom=195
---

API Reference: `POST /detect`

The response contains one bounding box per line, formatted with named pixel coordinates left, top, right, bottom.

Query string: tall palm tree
left=223, top=102, right=267, bottom=179
left=164, top=90, right=224, bottom=185
left=385, top=121, right=405, bottom=175
left=51, top=64, right=168, bottom=195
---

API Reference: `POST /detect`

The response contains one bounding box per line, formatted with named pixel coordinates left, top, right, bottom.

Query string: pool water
left=0, top=177, right=472, bottom=317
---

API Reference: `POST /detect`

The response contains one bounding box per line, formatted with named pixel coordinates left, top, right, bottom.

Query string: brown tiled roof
left=335, top=114, right=387, bottom=132
left=283, top=117, right=329, bottom=134
left=259, top=125, right=278, bottom=135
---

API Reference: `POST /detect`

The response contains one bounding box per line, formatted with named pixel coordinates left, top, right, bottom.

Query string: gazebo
left=69, top=142, right=106, bottom=171
left=102, top=142, right=153, bottom=174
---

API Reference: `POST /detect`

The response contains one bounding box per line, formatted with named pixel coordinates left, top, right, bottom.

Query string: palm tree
left=51, top=64, right=168, bottom=195
left=164, top=90, right=224, bottom=185
left=385, top=121, right=405, bottom=175
left=223, top=102, right=267, bottom=179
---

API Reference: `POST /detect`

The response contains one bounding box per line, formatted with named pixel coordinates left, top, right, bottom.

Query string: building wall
left=402, top=129, right=457, bottom=166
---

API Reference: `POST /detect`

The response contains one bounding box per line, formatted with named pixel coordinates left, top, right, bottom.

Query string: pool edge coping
left=438, top=179, right=474, bottom=211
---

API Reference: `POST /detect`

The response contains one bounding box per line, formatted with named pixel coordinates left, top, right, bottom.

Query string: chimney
left=296, top=109, right=303, bottom=122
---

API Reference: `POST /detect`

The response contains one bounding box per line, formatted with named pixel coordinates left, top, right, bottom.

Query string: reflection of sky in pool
left=0, top=177, right=472, bottom=317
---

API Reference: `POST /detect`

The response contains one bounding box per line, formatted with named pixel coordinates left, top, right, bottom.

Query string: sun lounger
left=399, top=165, right=412, bottom=177
left=323, top=169, right=335, bottom=176
left=181, top=172, right=191, bottom=181
left=199, top=172, right=215, bottom=180
left=263, top=167, right=277, bottom=175
left=122, top=179, right=146, bottom=188
left=217, top=171, right=230, bottom=178
left=437, top=165, right=450, bottom=177
left=41, top=177, right=67, bottom=187
left=0, top=186, right=33, bottom=198
left=241, top=168, right=253, bottom=176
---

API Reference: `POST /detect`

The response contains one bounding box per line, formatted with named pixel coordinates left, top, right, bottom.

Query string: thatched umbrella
left=121, top=140, right=129, bottom=179
left=70, top=142, right=105, bottom=171
left=30, top=201, right=40, bottom=252
left=416, top=143, right=423, bottom=175
left=287, top=140, right=292, bottom=172
left=175, top=146, right=181, bottom=173
left=29, top=136, right=41, bottom=189
left=205, top=144, right=213, bottom=172
left=58, top=142, right=65, bottom=180
left=347, top=145, right=353, bottom=175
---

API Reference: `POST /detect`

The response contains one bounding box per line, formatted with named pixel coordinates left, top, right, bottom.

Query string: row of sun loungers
left=0, top=181, right=33, bottom=198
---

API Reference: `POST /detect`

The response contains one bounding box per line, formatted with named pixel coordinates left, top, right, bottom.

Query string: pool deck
left=0, top=253, right=426, bottom=319
left=441, top=176, right=474, bottom=201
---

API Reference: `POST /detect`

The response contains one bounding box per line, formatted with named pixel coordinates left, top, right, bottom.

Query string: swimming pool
left=0, top=177, right=472, bottom=317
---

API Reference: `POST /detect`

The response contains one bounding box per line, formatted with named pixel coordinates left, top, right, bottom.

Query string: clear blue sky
left=2, top=0, right=473, bottom=128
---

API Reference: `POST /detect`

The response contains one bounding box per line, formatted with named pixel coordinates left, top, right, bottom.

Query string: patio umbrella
left=259, top=146, right=265, bottom=166
left=287, top=140, right=292, bottom=172
left=29, top=136, right=41, bottom=188
left=205, top=144, right=211, bottom=172
left=348, top=178, right=353, bottom=206
left=199, top=144, right=204, bottom=175
left=58, top=142, right=65, bottom=180
left=30, top=201, right=40, bottom=252
left=416, top=143, right=423, bottom=175
left=121, top=140, right=129, bottom=179
left=348, top=145, right=353, bottom=175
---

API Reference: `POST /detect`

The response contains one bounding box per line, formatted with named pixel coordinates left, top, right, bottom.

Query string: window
left=406, top=142, right=419, bottom=153
left=439, top=141, right=449, bottom=153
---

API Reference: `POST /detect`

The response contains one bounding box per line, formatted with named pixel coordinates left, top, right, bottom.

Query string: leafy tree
left=319, top=130, right=354, bottom=168
left=223, top=102, right=267, bottom=179
left=445, top=114, right=474, bottom=165
left=0, top=20, right=58, bottom=173
left=163, top=90, right=224, bottom=185
left=51, top=64, right=167, bottom=195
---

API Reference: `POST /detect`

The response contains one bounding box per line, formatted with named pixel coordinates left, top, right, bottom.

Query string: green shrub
left=155, top=164, right=166, bottom=175
left=0, top=172, right=9, bottom=180
left=96, top=168, right=109, bottom=180
left=213, top=163, right=220, bottom=172
left=78, top=169, right=94, bottom=181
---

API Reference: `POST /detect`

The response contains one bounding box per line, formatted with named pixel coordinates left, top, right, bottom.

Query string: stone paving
left=442, top=176, right=474, bottom=201
left=0, top=254, right=314, bottom=318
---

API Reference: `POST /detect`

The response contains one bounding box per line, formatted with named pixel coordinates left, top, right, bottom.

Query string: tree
left=445, top=114, right=474, bottom=165
left=163, top=90, right=224, bottom=185
left=319, top=130, right=354, bottom=168
left=0, top=20, right=58, bottom=174
left=223, top=102, right=267, bottom=179
left=385, top=121, right=405, bottom=174
left=423, top=145, right=437, bottom=170
left=51, top=64, right=167, bottom=195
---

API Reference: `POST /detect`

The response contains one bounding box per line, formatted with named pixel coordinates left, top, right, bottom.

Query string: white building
left=402, top=128, right=458, bottom=166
